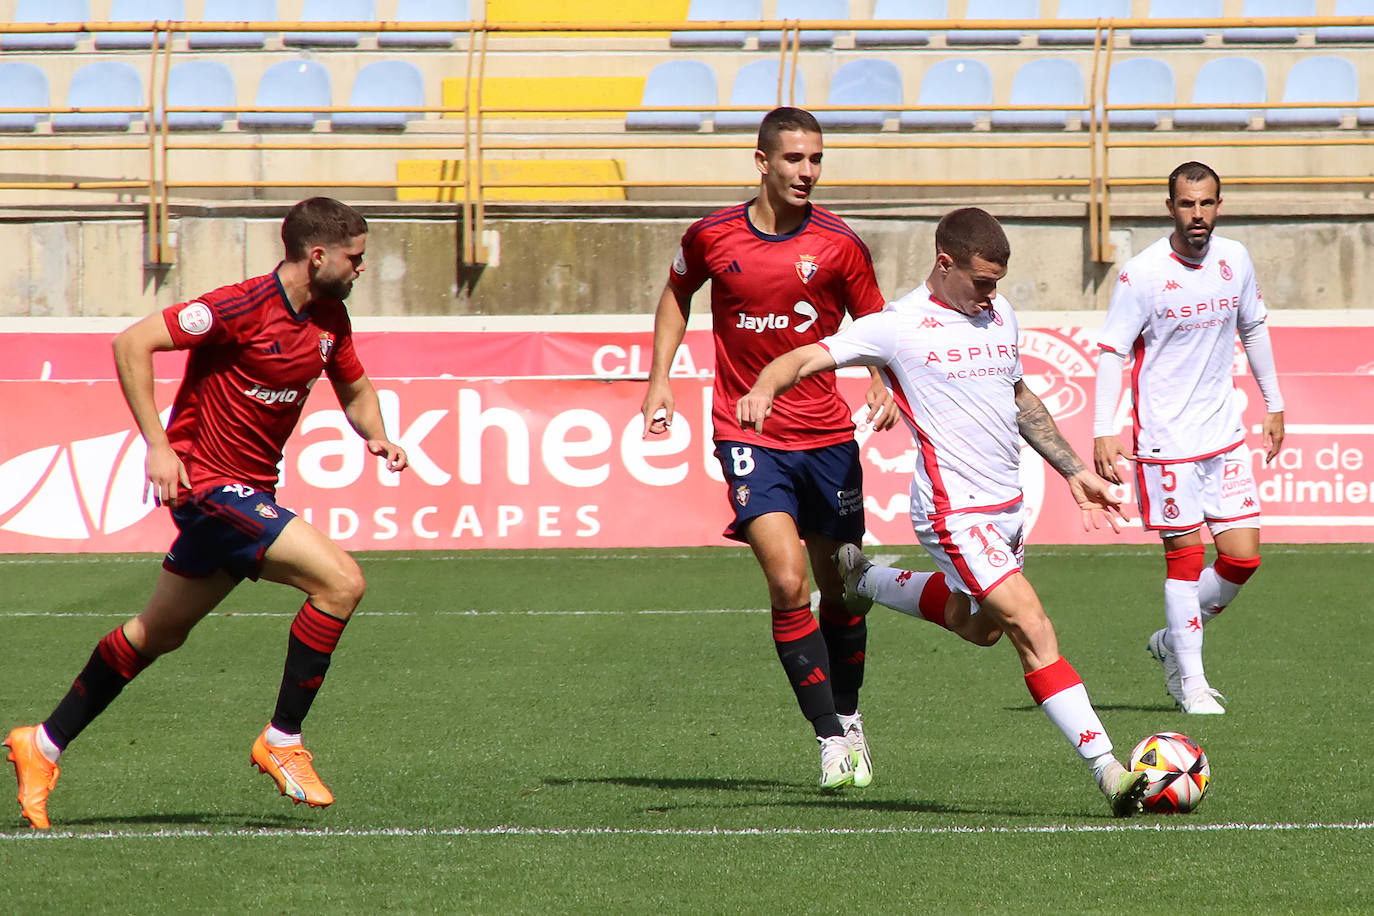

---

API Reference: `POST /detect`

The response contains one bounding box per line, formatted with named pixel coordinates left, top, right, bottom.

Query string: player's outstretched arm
left=1015, top=380, right=1126, bottom=533
left=642, top=282, right=690, bottom=438
left=335, top=373, right=408, bottom=472
left=113, top=312, right=191, bottom=507
left=736, top=344, right=836, bottom=434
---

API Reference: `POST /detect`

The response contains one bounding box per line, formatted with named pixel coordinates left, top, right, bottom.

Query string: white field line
left=0, top=821, right=1370, bottom=841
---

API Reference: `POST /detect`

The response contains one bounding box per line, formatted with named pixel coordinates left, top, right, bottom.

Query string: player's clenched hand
left=1092, top=435, right=1133, bottom=484
left=368, top=439, right=408, bottom=472
left=1066, top=469, right=1128, bottom=534
left=145, top=442, right=191, bottom=508
left=735, top=389, right=773, bottom=434
left=641, top=379, right=675, bottom=438
left=864, top=378, right=898, bottom=432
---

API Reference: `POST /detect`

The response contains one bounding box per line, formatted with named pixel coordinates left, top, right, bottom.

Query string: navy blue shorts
left=714, top=439, right=865, bottom=544
left=164, top=484, right=296, bottom=582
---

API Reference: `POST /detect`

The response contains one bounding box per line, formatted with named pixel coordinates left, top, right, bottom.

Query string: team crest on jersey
left=672, top=246, right=687, bottom=276
left=988, top=308, right=1003, bottom=326
left=795, top=255, right=819, bottom=285
left=177, top=302, right=213, bottom=336
left=254, top=502, right=279, bottom=519
left=1162, top=498, right=1180, bottom=520
left=318, top=331, right=335, bottom=361
left=734, top=483, right=750, bottom=507
left=986, top=548, right=1009, bottom=568
left=1219, top=260, right=1233, bottom=281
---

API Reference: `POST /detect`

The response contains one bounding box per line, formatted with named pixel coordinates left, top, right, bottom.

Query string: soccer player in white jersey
left=736, top=208, right=1150, bottom=817
left=1093, top=161, right=1285, bottom=715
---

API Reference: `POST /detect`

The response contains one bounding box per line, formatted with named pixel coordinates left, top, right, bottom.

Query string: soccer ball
left=1129, top=732, right=1210, bottom=814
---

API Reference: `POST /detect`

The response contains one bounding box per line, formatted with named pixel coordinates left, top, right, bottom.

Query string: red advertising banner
left=1, top=326, right=1370, bottom=552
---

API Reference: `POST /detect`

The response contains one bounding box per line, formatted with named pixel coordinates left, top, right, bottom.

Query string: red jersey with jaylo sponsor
left=669, top=202, right=885, bottom=450
left=161, top=270, right=364, bottom=496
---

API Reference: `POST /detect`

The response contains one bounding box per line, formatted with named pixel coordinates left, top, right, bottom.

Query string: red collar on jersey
left=1168, top=250, right=1206, bottom=270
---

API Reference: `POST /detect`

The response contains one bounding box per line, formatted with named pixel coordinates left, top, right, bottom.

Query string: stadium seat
left=1222, top=0, right=1312, bottom=43
left=815, top=58, right=901, bottom=131
left=1103, top=57, right=1174, bottom=128
left=5, top=0, right=90, bottom=50
left=53, top=61, right=144, bottom=131
left=96, top=0, right=186, bottom=49
left=759, top=0, right=848, bottom=49
left=1265, top=56, right=1357, bottom=128
left=991, top=58, right=1086, bottom=130
left=946, top=0, right=1035, bottom=45
left=900, top=58, right=992, bottom=130
left=715, top=60, right=806, bottom=131
left=189, top=0, right=275, bottom=49
left=161, top=59, right=236, bottom=130
left=1130, top=0, right=1220, bottom=45
left=1172, top=57, right=1265, bottom=129
left=284, top=0, right=374, bottom=48
left=0, top=62, right=49, bottom=131
left=671, top=0, right=760, bottom=48
left=239, top=59, right=331, bottom=131
left=854, top=0, right=942, bottom=47
left=332, top=60, right=425, bottom=130
left=1316, top=0, right=1374, bottom=43
left=379, top=0, right=466, bottom=48
left=626, top=60, right=717, bottom=131
left=1039, top=0, right=1131, bottom=46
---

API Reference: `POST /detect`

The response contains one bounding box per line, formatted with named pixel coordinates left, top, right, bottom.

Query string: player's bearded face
left=1167, top=176, right=1221, bottom=252
left=311, top=235, right=367, bottom=300
left=759, top=129, right=822, bottom=209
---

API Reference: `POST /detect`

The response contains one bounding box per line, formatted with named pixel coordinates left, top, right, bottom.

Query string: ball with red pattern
left=1129, top=732, right=1211, bottom=814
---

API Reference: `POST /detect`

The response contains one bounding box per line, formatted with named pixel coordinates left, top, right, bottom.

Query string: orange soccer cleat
left=5, top=725, right=60, bottom=830
left=250, top=728, right=334, bottom=808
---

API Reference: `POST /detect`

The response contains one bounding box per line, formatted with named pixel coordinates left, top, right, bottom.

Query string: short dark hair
left=935, top=208, right=1010, bottom=267
left=1168, top=161, right=1221, bottom=200
left=757, top=106, right=822, bottom=155
left=281, top=197, right=368, bottom=260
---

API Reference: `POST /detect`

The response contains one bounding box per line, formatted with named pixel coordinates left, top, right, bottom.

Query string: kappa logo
left=0, top=409, right=171, bottom=540
left=1219, top=260, right=1233, bottom=281
left=1163, top=280, right=1183, bottom=292
left=1118, top=272, right=1130, bottom=285
left=1187, top=616, right=1202, bottom=632
left=795, top=254, right=819, bottom=284
left=1242, top=496, right=1256, bottom=508
left=895, top=569, right=914, bottom=586
left=918, top=316, right=943, bottom=329
left=1077, top=729, right=1101, bottom=747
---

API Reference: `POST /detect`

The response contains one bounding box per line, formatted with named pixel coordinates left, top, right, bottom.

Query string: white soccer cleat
left=817, top=735, right=856, bottom=790
left=833, top=544, right=872, bottom=601
left=1146, top=628, right=1185, bottom=705
left=1180, top=687, right=1227, bottom=715
left=839, top=711, right=872, bottom=788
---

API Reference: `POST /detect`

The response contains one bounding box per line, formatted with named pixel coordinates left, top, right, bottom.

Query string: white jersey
left=821, top=283, right=1023, bottom=518
left=1098, top=235, right=1268, bottom=463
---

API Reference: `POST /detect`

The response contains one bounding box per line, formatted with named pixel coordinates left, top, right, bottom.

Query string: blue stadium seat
left=53, top=61, right=144, bottom=131
left=284, top=0, right=374, bottom=48
left=1316, top=0, right=1374, bottom=43
left=332, top=60, right=425, bottom=130
left=189, top=0, right=275, bottom=49
left=946, top=0, right=1035, bottom=45
left=816, top=58, right=902, bottom=131
left=1173, top=57, right=1265, bottom=129
left=5, top=0, right=90, bottom=50
left=671, top=0, right=761, bottom=48
left=1222, top=0, right=1312, bottom=43
left=161, top=60, right=236, bottom=130
left=1265, top=56, right=1357, bottom=128
left=1130, top=0, right=1220, bottom=45
left=379, top=0, right=467, bottom=48
left=626, top=60, right=717, bottom=131
left=759, top=0, right=848, bottom=48
left=715, top=60, right=806, bottom=131
left=1039, top=0, right=1131, bottom=46
left=239, top=59, right=331, bottom=131
left=0, top=62, right=49, bottom=131
left=96, top=0, right=186, bottom=49
left=1103, top=57, right=1174, bottom=128
left=900, top=58, right=992, bottom=130
left=991, top=58, right=1086, bottom=129
left=854, top=0, right=942, bottom=47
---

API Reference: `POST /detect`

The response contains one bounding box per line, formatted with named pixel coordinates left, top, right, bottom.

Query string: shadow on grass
left=56, top=812, right=306, bottom=829
left=1004, top=703, right=1177, bottom=714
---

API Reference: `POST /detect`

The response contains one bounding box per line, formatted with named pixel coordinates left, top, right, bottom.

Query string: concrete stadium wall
left=1, top=201, right=1370, bottom=319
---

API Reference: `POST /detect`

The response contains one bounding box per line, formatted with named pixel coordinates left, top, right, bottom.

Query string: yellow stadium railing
left=1, top=15, right=1373, bottom=265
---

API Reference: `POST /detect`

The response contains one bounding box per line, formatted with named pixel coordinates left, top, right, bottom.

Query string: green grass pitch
left=0, top=545, right=1370, bottom=913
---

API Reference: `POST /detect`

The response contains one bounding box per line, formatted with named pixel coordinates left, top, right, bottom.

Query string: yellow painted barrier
left=484, top=0, right=690, bottom=36
left=397, top=158, right=628, bottom=201
left=441, top=76, right=646, bottom=119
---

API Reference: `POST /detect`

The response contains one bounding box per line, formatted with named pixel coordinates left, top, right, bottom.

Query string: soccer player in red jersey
left=640, top=107, right=897, bottom=790
left=4, top=198, right=408, bottom=829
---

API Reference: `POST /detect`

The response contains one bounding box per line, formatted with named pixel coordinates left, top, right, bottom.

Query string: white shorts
left=913, top=502, right=1026, bottom=606
left=1136, top=443, right=1261, bottom=537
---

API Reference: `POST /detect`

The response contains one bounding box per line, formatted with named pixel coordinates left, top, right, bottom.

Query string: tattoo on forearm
left=1018, top=399, right=1086, bottom=478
